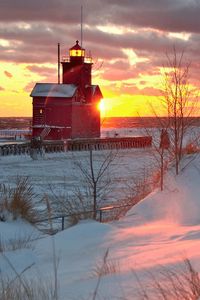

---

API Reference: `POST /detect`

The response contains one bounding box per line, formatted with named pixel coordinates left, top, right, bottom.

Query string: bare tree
left=162, top=48, right=199, bottom=174
left=73, top=146, right=117, bottom=219
left=150, top=48, right=198, bottom=176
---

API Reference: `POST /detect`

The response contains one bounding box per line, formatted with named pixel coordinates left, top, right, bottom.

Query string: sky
left=0, top=0, right=200, bottom=117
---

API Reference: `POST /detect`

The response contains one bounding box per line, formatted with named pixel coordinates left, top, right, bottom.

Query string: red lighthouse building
left=30, top=41, right=103, bottom=140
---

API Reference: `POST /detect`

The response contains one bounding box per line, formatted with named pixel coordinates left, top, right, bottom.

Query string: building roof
left=30, top=83, right=103, bottom=101
left=30, top=83, right=77, bottom=98
left=70, top=40, right=85, bottom=51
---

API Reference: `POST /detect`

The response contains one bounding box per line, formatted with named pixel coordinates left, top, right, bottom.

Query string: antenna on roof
left=81, top=5, right=83, bottom=49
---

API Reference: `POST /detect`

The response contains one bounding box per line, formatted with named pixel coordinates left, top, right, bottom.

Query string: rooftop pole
left=58, top=43, right=60, bottom=84
left=81, top=5, right=83, bottom=49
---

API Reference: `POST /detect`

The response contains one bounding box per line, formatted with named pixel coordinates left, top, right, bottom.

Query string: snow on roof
left=30, top=83, right=77, bottom=98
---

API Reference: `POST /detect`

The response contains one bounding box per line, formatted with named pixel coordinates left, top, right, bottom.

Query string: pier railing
left=0, top=143, right=30, bottom=156
left=0, top=136, right=152, bottom=156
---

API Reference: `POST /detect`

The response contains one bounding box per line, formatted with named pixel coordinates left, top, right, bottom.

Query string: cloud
left=0, top=19, right=197, bottom=67
left=120, top=83, right=162, bottom=96
left=23, top=81, right=36, bottom=93
left=0, top=86, right=5, bottom=91
left=26, top=65, right=56, bottom=77
left=4, top=70, right=12, bottom=78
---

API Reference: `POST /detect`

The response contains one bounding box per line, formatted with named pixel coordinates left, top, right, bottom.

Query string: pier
left=0, top=136, right=152, bottom=156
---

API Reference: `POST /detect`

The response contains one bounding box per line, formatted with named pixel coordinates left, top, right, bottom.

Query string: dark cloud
left=1, top=0, right=200, bottom=34
left=10, top=0, right=196, bottom=35
left=4, top=70, right=12, bottom=78
left=101, top=0, right=200, bottom=34
left=0, top=0, right=80, bottom=23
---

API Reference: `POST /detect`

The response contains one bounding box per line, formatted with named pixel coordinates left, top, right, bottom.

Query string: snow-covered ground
left=1, top=150, right=200, bottom=299
left=0, top=149, right=155, bottom=204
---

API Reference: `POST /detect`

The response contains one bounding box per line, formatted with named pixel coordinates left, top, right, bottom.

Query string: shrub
left=184, top=142, right=199, bottom=154
left=0, top=177, right=39, bottom=223
left=91, top=249, right=120, bottom=278
left=134, top=259, right=200, bottom=300
left=0, top=252, right=55, bottom=300
left=0, top=276, right=54, bottom=300
left=50, top=186, right=94, bottom=228
left=0, top=233, right=37, bottom=253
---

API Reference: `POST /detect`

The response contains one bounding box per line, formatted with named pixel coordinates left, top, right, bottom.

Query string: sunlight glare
left=98, top=99, right=106, bottom=116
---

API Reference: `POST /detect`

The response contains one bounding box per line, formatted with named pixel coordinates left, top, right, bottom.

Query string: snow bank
left=1, top=153, right=200, bottom=299
left=128, top=155, right=200, bottom=226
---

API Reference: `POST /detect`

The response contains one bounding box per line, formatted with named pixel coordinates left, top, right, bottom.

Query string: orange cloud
left=4, top=70, right=13, bottom=78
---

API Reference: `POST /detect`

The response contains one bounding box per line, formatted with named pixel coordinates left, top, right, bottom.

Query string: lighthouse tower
left=62, top=40, right=92, bottom=89
left=30, top=41, right=102, bottom=140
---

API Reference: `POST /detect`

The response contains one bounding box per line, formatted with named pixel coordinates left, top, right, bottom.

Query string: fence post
left=99, top=210, right=102, bottom=222
left=61, top=216, right=65, bottom=230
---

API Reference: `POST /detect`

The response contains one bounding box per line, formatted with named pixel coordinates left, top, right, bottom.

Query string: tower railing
left=62, top=56, right=92, bottom=63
